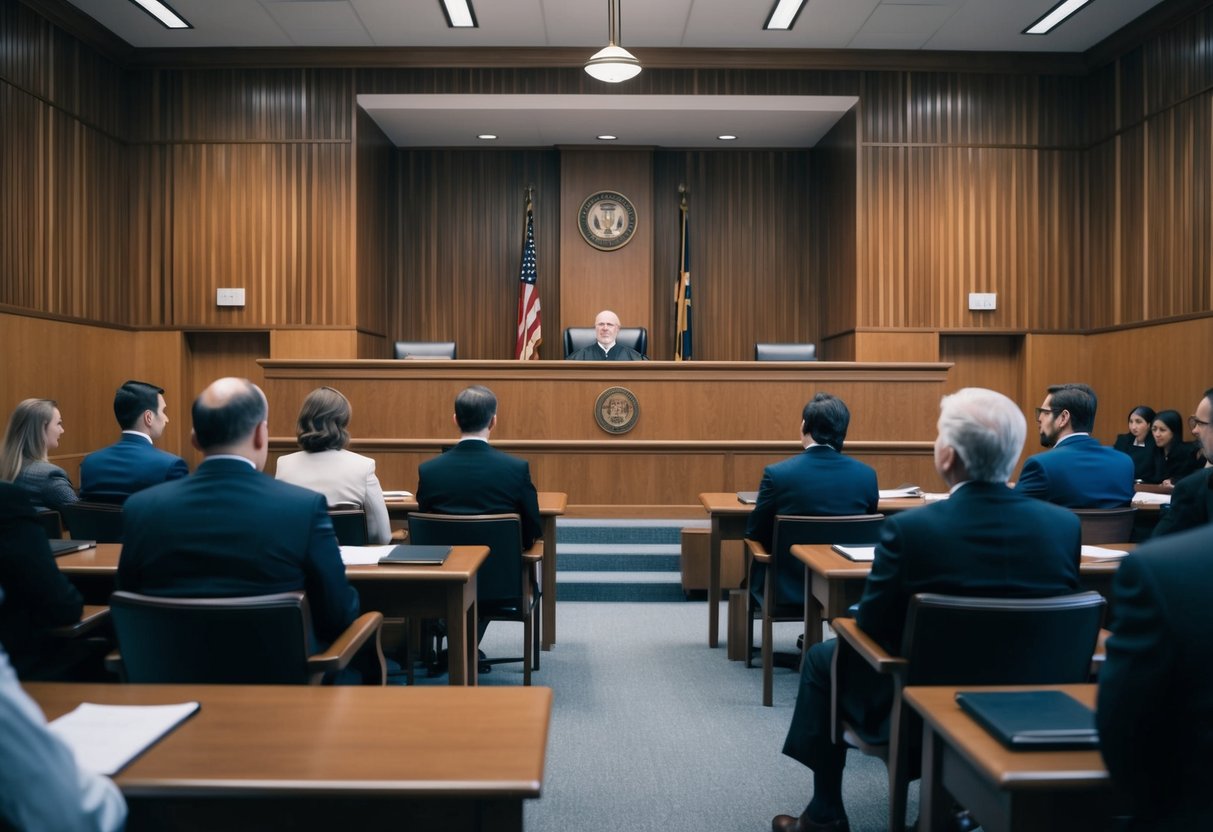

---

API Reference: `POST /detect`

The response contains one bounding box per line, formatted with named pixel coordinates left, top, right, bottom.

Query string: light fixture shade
left=584, top=45, right=642, bottom=83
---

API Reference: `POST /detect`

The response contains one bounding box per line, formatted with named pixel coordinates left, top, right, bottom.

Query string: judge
left=566, top=310, right=646, bottom=360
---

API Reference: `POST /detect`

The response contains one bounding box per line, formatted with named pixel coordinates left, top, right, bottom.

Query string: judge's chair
left=61, top=502, right=125, bottom=543
left=832, top=591, right=1106, bottom=832
left=754, top=343, right=817, bottom=361
left=407, top=512, right=542, bottom=685
left=393, top=341, right=457, bottom=359
left=563, top=327, right=648, bottom=358
left=107, top=590, right=385, bottom=685
left=744, top=513, right=885, bottom=706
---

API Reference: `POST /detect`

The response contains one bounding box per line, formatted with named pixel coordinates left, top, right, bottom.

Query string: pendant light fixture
left=584, top=0, right=642, bottom=84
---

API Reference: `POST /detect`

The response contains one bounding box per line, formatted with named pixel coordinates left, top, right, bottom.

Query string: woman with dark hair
left=1113, top=405, right=1156, bottom=481
left=1147, top=409, right=1204, bottom=487
left=274, top=387, right=392, bottom=544
left=0, top=399, right=79, bottom=512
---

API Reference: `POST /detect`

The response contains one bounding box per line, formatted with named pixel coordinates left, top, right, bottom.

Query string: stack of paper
left=381, top=490, right=413, bottom=500
left=1131, top=491, right=1171, bottom=505
left=49, top=701, right=200, bottom=776
left=1081, top=545, right=1130, bottom=561
left=878, top=486, right=923, bottom=499
left=340, top=545, right=397, bottom=565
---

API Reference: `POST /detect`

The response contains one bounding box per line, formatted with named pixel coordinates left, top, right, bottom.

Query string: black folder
left=377, top=544, right=451, bottom=566
left=48, top=539, right=97, bottom=557
left=955, top=690, right=1099, bottom=750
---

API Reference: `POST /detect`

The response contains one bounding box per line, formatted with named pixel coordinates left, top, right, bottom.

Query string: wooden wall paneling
left=354, top=105, right=394, bottom=341
left=852, top=331, right=938, bottom=362
left=1021, top=332, right=1092, bottom=423
left=939, top=334, right=1024, bottom=402
left=1117, top=125, right=1148, bottom=322
left=270, top=328, right=359, bottom=359
left=819, top=332, right=856, bottom=361
left=130, top=330, right=189, bottom=461
left=358, top=331, right=388, bottom=359
left=1085, top=138, right=1119, bottom=330
left=813, top=108, right=858, bottom=341
left=1140, top=5, right=1213, bottom=117
left=650, top=151, right=684, bottom=361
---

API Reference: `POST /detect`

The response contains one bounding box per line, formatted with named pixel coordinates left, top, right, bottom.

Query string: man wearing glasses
left=1013, top=382, right=1135, bottom=507
left=1152, top=388, right=1213, bottom=537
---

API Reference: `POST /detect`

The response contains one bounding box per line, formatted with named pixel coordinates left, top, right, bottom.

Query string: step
left=556, top=570, right=686, bottom=602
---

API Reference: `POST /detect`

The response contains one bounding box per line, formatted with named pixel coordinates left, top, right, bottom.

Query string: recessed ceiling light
left=1023, top=0, right=1092, bottom=35
left=763, top=0, right=807, bottom=31
left=718, top=135, right=738, bottom=141
left=597, top=135, right=618, bottom=141
left=128, top=0, right=191, bottom=29
left=477, top=134, right=497, bottom=140
left=440, top=0, right=478, bottom=28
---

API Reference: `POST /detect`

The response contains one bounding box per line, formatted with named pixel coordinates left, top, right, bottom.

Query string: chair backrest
left=901, top=591, right=1105, bottom=686
left=755, top=342, right=817, bottom=361
left=328, top=506, right=369, bottom=546
left=769, top=514, right=886, bottom=606
left=1071, top=507, right=1137, bottom=544
left=407, top=513, right=524, bottom=606
left=60, top=502, right=125, bottom=543
left=109, top=590, right=316, bottom=684
left=393, top=341, right=456, bottom=359
left=36, top=510, right=63, bottom=540
left=563, top=327, right=648, bottom=358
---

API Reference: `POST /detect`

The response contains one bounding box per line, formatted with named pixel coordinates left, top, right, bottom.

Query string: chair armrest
left=832, top=617, right=907, bottom=675
left=744, top=538, right=771, bottom=563
left=49, top=605, right=110, bottom=638
left=104, top=649, right=124, bottom=678
left=308, top=611, right=384, bottom=677
left=523, top=540, right=544, bottom=563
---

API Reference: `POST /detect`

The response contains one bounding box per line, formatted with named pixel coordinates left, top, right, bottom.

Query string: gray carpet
left=434, top=601, right=914, bottom=832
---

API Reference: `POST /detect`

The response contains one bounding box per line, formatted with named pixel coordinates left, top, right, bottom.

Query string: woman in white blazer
left=275, top=387, right=393, bottom=544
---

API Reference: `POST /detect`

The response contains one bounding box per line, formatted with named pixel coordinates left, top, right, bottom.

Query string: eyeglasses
left=1033, top=407, right=1061, bottom=418
left=1190, top=415, right=1211, bottom=431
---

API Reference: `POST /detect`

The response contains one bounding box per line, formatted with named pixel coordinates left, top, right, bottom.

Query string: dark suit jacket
left=744, top=445, right=879, bottom=604
left=417, top=440, right=542, bottom=548
left=118, top=458, right=359, bottom=643
left=1145, top=439, right=1204, bottom=485
left=1151, top=466, right=1213, bottom=537
left=1097, top=525, right=1213, bottom=829
left=566, top=343, right=646, bottom=361
left=79, top=433, right=189, bottom=500
left=1014, top=433, right=1135, bottom=508
left=1112, top=432, right=1155, bottom=481
left=0, top=483, right=84, bottom=678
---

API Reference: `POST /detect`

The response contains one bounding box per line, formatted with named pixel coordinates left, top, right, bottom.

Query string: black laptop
left=48, top=539, right=97, bottom=557
left=377, top=544, right=451, bottom=566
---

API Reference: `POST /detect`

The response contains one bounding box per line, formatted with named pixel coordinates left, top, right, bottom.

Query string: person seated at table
left=1153, top=389, right=1213, bottom=538
left=566, top=310, right=646, bottom=361
left=1144, top=408, right=1204, bottom=487
left=79, top=380, right=189, bottom=502
left=0, top=398, right=79, bottom=512
left=275, top=386, right=392, bottom=544
left=772, top=388, right=1081, bottom=832
left=1112, top=404, right=1156, bottom=481
left=744, top=392, right=878, bottom=606
left=1014, top=382, right=1134, bottom=508
left=118, top=378, right=360, bottom=648
left=1097, top=523, right=1213, bottom=830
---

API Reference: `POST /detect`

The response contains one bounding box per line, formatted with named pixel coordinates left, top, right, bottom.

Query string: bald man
left=118, top=377, right=360, bottom=645
left=567, top=310, right=646, bottom=360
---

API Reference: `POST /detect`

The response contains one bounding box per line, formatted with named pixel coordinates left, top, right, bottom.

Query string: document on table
left=49, top=701, right=200, bottom=775
left=831, top=544, right=877, bottom=562
left=1081, top=545, right=1131, bottom=561
left=381, top=490, right=413, bottom=500
left=340, top=545, right=398, bottom=565
left=878, top=486, right=923, bottom=499
left=1131, top=491, right=1171, bottom=505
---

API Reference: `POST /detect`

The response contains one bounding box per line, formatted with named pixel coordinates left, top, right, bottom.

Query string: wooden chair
left=832, top=591, right=1106, bottom=832
left=107, top=591, right=385, bottom=685
left=744, top=514, right=885, bottom=706
left=60, top=501, right=125, bottom=543
left=408, top=512, right=542, bottom=685
left=1071, top=507, right=1137, bottom=544
left=328, top=504, right=369, bottom=545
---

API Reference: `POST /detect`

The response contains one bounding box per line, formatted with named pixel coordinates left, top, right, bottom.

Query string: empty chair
left=1072, top=507, right=1137, bottom=544
left=563, top=327, right=648, bottom=358
left=755, top=343, right=817, bottom=361
left=407, top=512, right=542, bottom=684
left=35, top=510, right=63, bottom=540
left=393, top=341, right=456, bottom=359
left=60, top=502, right=124, bottom=543
left=328, top=505, right=369, bottom=546
left=107, top=590, right=385, bottom=685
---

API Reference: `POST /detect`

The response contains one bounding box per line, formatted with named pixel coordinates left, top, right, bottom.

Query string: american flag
left=515, top=195, right=542, bottom=360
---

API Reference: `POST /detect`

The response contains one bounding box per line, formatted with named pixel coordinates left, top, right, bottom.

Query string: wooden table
left=387, top=492, right=567, bottom=651
left=57, top=543, right=490, bottom=686
left=904, top=684, right=1122, bottom=832
left=27, top=682, right=552, bottom=832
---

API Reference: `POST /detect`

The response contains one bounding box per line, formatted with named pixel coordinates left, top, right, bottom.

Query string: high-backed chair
left=744, top=514, right=885, bottom=706
left=1071, top=507, right=1137, bottom=544
left=407, top=512, right=542, bottom=685
left=563, top=327, right=648, bottom=358
left=328, top=505, right=369, bottom=546
left=754, top=343, right=817, bottom=361
left=60, top=502, right=124, bottom=543
left=107, top=590, right=385, bottom=685
left=393, top=341, right=457, bottom=359
left=832, top=591, right=1106, bottom=832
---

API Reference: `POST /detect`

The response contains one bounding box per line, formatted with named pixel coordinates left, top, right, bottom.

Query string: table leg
left=541, top=514, right=557, bottom=651
left=708, top=517, right=722, bottom=647
left=446, top=579, right=476, bottom=686
left=920, top=722, right=950, bottom=832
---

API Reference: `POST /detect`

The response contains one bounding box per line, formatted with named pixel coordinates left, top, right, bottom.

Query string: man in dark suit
left=774, top=388, right=1082, bottom=832
left=1097, top=523, right=1213, bottom=829
left=745, top=392, right=879, bottom=605
left=80, top=380, right=188, bottom=501
left=1152, top=387, right=1213, bottom=537
left=118, top=377, right=359, bottom=645
left=417, top=385, right=542, bottom=548
left=1014, top=382, right=1134, bottom=508
left=566, top=310, right=646, bottom=361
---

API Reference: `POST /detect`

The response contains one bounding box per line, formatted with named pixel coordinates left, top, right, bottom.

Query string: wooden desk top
left=386, top=492, right=568, bottom=515
left=790, top=543, right=1133, bottom=576
left=903, top=684, right=1108, bottom=790
left=702, top=490, right=1158, bottom=517
left=26, top=683, right=552, bottom=797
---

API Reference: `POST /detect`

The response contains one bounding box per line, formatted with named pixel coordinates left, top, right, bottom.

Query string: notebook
left=955, top=690, right=1099, bottom=750
left=830, top=544, right=877, bottom=562
left=49, top=539, right=97, bottom=557
left=377, top=544, right=451, bottom=566
left=736, top=491, right=759, bottom=505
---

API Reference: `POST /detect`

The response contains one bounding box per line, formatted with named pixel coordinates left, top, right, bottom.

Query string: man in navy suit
left=1152, top=387, right=1213, bottom=537
left=1013, top=382, right=1134, bottom=508
left=773, top=388, right=1082, bottom=832
left=79, top=380, right=188, bottom=501
left=745, top=393, right=879, bottom=606
left=118, top=378, right=359, bottom=645
left=417, top=385, right=541, bottom=548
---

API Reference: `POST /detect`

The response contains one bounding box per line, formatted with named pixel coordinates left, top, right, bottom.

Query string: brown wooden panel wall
left=354, top=106, right=394, bottom=343
left=814, top=109, right=858, bottom=347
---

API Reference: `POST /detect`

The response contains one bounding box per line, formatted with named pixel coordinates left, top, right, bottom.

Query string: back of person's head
left=1153, top=409, right=1185, bottom=447
left=192, top=378, right=267, bottom=452
left=937, top=388, right=1025, bottom=483
left=0, top=398, right=57, bottom=481
left=801, top=392, right=850, bottom=450
left=296, top=387, right=351, bottom=452
left=114, top=380, right=164, bottom=430
left=1204, top=387, right=1213, bottom=412
left=1128, top=404, right=1156, bottom=426
left=1047, top=383, right=1097, bottom=432
left=454, top=385, right=497, bottom=433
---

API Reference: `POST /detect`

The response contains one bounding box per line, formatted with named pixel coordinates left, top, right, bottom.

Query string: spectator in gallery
left=0, top=398, right=79, bottom=512
left=1146, top=409, right=1203, bottom=487
left=1112, top=404, right=1156, bottom=481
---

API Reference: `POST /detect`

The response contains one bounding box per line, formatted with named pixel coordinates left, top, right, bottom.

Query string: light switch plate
left=968, top=292, right=996, bottom=311
left=217, top=288, right=245, bottom=307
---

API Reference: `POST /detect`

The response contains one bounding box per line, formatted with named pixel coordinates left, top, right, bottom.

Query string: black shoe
left=772, top=810, right=849, bottom=832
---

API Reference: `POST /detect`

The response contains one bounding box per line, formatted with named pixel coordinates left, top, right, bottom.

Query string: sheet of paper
left=1131, top=491, right=1171, bottom=505
left=340, top=545, right=397, bottom=565
left=831, top=544, right=876, bottom=562
left=1080, top=545, right=1130, bottom=561
left=923, top=492, right=951, bottom=502
left=49, top=701, right=199, bottom=776
left=381, top=490, right=413, bottom=500
left=878, top=487, right=922, bottom=499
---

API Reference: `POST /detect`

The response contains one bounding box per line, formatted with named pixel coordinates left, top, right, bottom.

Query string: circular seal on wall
left=578, top=191, right=638, bottom=251
left=595, top=387, right=640, bottom=435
